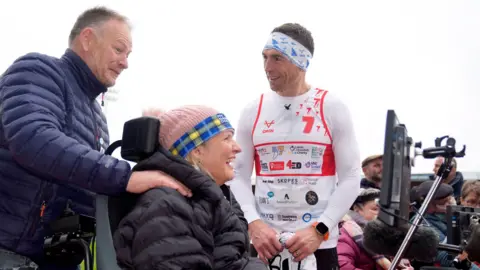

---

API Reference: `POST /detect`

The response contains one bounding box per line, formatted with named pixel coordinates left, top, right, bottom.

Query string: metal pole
left=389, top=172, right=448, bottom=269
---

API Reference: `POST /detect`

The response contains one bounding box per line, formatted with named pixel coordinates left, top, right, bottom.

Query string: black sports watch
left=312, top=222, right=329, bottom=240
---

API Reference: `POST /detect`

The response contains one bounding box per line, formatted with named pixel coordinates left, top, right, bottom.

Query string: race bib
left=267, top=232, right=316, bottom=270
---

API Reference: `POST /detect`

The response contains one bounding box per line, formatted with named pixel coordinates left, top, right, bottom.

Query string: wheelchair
left=95, top=116, right=159, bottom=270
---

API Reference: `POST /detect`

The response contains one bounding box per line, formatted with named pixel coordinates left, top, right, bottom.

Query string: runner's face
left=263, top=49, right=301, bottom=93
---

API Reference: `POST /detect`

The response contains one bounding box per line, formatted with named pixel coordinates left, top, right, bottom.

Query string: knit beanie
left=143, top=105, right=233, bottom=158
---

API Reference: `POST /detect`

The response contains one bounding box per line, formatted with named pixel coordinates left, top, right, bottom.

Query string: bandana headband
left=169, top=113, right=233, bottom=158
left=264, top=32, right=312, bottom=71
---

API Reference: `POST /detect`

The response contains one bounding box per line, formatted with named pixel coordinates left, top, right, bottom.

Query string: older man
left=0, top=7, right=189, bottom=270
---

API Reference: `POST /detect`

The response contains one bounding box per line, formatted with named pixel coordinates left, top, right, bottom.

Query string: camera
left=43, top=201, right=95, bottom=269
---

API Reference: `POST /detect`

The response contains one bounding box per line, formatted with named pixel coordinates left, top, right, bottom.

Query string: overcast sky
left=1, top=0, right=479, bottom=174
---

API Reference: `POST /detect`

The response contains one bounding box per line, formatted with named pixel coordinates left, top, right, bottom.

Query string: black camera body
left=43, top=204, right=95, bottom=266
left=447, top=205, right=480, bottom=247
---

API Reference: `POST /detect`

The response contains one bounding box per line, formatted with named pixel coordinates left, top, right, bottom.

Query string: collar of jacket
left=61, top=49, right=107, bottom=100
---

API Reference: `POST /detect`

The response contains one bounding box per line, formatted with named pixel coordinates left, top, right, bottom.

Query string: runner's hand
left=285, top=226, right=323, bottom=262
left=249, top=219, right=283, bottom=263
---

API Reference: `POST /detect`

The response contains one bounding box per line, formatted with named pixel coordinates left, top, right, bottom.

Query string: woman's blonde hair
left=185, top=148, right=214, bottom=180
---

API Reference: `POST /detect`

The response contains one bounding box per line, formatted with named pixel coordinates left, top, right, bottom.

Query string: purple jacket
left=337, top=227, right=382, bottom=270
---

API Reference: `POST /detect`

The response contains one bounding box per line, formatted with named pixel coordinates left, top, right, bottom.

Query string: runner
left=229, top=23, right=361, bottom=270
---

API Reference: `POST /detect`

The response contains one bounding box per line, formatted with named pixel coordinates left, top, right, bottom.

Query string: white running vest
left=252, top=88, right=339, bottom=249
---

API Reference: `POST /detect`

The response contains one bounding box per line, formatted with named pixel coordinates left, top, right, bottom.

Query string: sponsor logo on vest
left=259, top=197, right=270, bottom=204
left=286, top=160, right=302, bottom=169
left=277, top=178, right=299, bottom=185
left=262, top=177, right=274, bottom=184
left=261, top=212, right=274, bottom=221
left=263, top=120, right=275, bottom=133
left=259, top=191, right=274, bottom=205
left=289, top=145, right=309, bottom=155
left=302, top=178, right=318, bottom=185
left=305, top=191, right=319, bottom=205
left=302, top=212, right=320, bottom=222
left=277, top=193, right=298, bottom=204
left=311, top=146, right=324, bottom=159
left=269, top=161, right=284, bottom=171
left=257, top=148, right=269, bottom=156
left=277, top=214, right=297, bottom=221
left=260, top=161, right=269, bottom=172
left=305, top=161, right=321, bottom=171
left=272, top=145, right=285, bottom=160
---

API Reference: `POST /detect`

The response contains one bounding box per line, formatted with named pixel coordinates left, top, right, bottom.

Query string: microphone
left=284, top=104, right=291, bottom=110
left=363, top=219, right=439, bottom=262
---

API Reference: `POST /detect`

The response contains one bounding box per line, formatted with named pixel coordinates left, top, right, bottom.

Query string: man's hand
left=126, top=171, right=192, bottom=197
left=285, top=226, right=323, bottom=262
left=249, top=219, right=283, bottom=263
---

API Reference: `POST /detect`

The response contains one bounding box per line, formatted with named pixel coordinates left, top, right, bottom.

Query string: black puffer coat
left=113, top=149, right=266, bottom=270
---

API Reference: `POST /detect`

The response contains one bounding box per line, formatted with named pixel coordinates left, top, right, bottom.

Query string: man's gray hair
left=68, top=6, right=129, bottom=46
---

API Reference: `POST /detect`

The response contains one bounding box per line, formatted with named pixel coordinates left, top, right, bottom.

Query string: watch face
left=316, top=222, right=328, bottom=234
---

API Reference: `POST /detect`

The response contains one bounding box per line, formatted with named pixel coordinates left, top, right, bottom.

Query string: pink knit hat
left=143, top=105, right=233, bottom=158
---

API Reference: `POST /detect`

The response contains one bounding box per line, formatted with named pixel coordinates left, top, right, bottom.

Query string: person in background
left=114, top=106, right=265, bottom=270
left=229, top=22, right=361, bottom=269
left=458, top=180, right=480, bottom=267
left=460, top=180, right=480, bottom=208
left=411, top=181, right=480, bottom=269
left=337, top=188, right=412, bottom=270
left=433, top=157, right=464, bottom=201
left=0, top=7, right=189, bottom=270
left=360, top=155, right=383, bottom=189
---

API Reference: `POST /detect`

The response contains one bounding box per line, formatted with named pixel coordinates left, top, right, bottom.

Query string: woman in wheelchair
left=113, top=105, right=265, bottom=270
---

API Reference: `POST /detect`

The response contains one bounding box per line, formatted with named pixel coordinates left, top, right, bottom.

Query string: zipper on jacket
left=28, top=200, right=47, bottom=237
left=90, top=102, right=101, bottom=151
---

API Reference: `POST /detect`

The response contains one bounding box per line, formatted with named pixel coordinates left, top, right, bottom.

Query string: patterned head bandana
left=169, top=113, right=233, bottom=158
left=264, top=32, right=313, bottom=71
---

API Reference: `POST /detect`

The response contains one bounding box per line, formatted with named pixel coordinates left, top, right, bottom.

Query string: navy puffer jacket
left=0, top=49, right=131, bottom=264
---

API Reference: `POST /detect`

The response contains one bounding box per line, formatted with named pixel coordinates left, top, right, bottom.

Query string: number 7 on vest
left=302, top=116, right=314, bottom=134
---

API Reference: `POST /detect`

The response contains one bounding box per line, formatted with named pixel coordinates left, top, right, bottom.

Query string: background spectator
left=361, top=155, right=383, bottom=189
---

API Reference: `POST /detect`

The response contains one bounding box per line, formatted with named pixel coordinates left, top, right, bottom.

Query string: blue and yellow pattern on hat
left=169, top=113, right=233, bottom=158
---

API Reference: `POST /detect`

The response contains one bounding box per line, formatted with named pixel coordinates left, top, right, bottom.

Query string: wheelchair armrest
left=95, top=195, right=121, bottom=270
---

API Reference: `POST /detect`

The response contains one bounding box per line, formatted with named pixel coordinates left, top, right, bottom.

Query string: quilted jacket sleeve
left=114, top=188, right=212, bottom=270
left=0, top=55, right=130, bottom=195
left=337, top=229, right=362, bottom=270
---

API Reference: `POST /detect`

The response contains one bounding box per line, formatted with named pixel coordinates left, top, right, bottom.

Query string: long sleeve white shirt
left=229, top=89, right=361, bottom=237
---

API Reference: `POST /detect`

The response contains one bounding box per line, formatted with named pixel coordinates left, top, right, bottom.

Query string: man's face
left=262, top=49, right=302, bottom=93
left=87, top=19, right=132, bottom=87
left=363, top=158, right=383, bottom=183
left=433, top=157, right=456, bottom=180
left=432, top=195, right=456, bottom=213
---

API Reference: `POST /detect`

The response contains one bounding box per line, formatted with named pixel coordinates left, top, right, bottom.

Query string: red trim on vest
left=251, top=94, right=264, bottom=137
left=316, top=88, right=332, bottom=142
